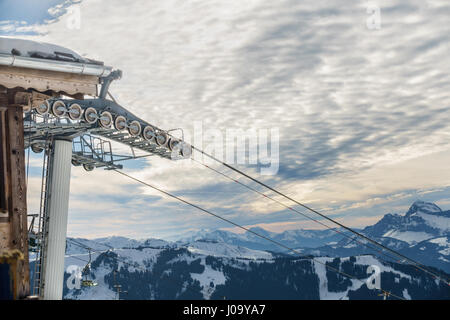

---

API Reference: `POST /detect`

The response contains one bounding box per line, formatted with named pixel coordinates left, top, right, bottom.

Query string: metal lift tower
left=0, top=37, right=191, bottom=300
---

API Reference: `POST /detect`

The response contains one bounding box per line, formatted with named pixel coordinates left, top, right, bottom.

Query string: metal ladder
left=32, top=139, right=52, bottom=297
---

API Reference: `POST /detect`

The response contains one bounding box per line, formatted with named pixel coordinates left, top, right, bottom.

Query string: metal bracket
left=99, top=70, right=122, bottom=99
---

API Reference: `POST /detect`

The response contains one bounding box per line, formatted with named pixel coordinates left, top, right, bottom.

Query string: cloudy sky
left=2, top=0, right=450, bottom=240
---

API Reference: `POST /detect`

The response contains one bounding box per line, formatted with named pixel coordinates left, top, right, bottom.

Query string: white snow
left=418, top=213, right=450, bottom=231
left=66, top=237, right=171, bottom=255
left=0, top=37, right=87, bottom=61
left=429, top=237, right=450, bottom=255
left=64, top=250, right=109, bottom=267
left=429, top=237, right=449, bottom=246
left=64, top=263, right=116, bottom=300
left=313, top=257, right=335, bottom=300
left=382, top=230, right=433, bottom=244
left=62, top=246, right=165, bottom=300
left=190, top=258, right=226, bottom=299
left=411, top=201, right=442, bottom=214
left=354, top=256, right=412, bottom=280
left=186, top=241, right=273, bottom=260
left=312, top=255, right=414, bottom=300
left=312, top=257, right=363, bottom=300
left=142, top=238, right=172, bottom=248
left=402, top=288, right=411, bottom=300
left=114, top=248, right=162, bottom=271
left=91, top=236, right=143, bottom=249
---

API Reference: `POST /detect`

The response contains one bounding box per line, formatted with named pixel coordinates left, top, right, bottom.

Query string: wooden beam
left=0, top=103, right=7, bottom=217
left=0, top=99, right=30, bottom=299
left=0, top=65, right=98, bottom=96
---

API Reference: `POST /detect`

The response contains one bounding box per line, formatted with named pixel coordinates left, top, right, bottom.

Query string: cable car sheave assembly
left=24, top=72, right=192, bottom=169
left=24, top=90, right=193, bottom=168
left=0, top=37, right=192, bottom=300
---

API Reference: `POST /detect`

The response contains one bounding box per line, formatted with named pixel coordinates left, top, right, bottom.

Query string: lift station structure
left=0, top=37, right=191, bottom=300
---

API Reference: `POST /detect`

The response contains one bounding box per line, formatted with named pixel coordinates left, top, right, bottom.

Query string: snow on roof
left=0, top=37, right=113, bottom=77
left=0, top=36, right=103, bottom=65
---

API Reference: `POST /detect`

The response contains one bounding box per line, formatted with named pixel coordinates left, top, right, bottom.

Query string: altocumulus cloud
left=4, top=0, right=450, bottom=239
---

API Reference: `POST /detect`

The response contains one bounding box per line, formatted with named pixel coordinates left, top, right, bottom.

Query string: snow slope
left=186, top=240, right=273, bottom=260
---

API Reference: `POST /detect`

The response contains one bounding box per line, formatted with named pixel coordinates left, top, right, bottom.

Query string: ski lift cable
left=66, top=239, right=211, bottom=299
left=67, top=240, right=154, bottom=276
left=71, top=237, right=114, bottom=250
left=192, top=158, right=411, bottom=266
left=64, top=255, right=116, bottom=299
left=112, top=169, right=405, bottom=300
left=66, top=243, right=99, bottom=287
left=68, top=238, right=92, bottom=251
left=67, top=239, right=151, bottom=273
left=190, top=147, right=450, bottom=285
left=67, top=238, right=148, bottom=273
left=193, top=159, right=449, bottom=284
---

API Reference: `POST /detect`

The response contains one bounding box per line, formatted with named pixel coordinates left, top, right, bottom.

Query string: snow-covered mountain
left=66, top=236, right=172, bottom=255
left=363, top=200, right=450, bottom=244
left=292, top=201, right=450, bottom=273
left=174, top=200, right=450, bottom=276
left=174, top=201, right=450, bottom=273
left=59, top=240, right=449, bottom=300
left=178, top=226, right=347, bottom=251
left=180, top=201, right=449, bottom=248
left=29, top=199, right=449, bottom=300
left=186, top=239, right=273, bottom=260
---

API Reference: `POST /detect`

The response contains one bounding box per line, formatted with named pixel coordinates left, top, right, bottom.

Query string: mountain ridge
left=62, top=200, right=450, bottom=275
left=49, top=200, right=450, bottom=300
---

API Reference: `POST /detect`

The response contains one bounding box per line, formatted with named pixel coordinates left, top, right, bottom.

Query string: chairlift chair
left=81, top=249, right=98, bottom=287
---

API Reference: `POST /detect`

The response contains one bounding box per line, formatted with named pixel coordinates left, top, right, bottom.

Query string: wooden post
left=0, top=92, right=30, bottom=299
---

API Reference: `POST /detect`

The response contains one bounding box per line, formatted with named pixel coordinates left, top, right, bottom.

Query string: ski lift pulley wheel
left=51, top=100, right=67, bottom=118
left=84, top=107, right=98, bottom=124
left=71, top=159, right=81, bottom=166
left=99, top=111, right=113, bottom=128
left=155, top=131, right=168, bottom=146
left=35, top=100, right=50, bottom=115
left=114, top=115, right=127, bottom=131
left=168, top=138, right=180, bottom=151
left=142, top=126, right=156, bottom=142
left=181, top=143, right=192, bottom=158
left=128, top=120, right=142, bottom=136
left=83, top=164, right=95, bottom=172
left=31, top=143, right=44, bottom=154
left=68, top=103, right=83, bottom=121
